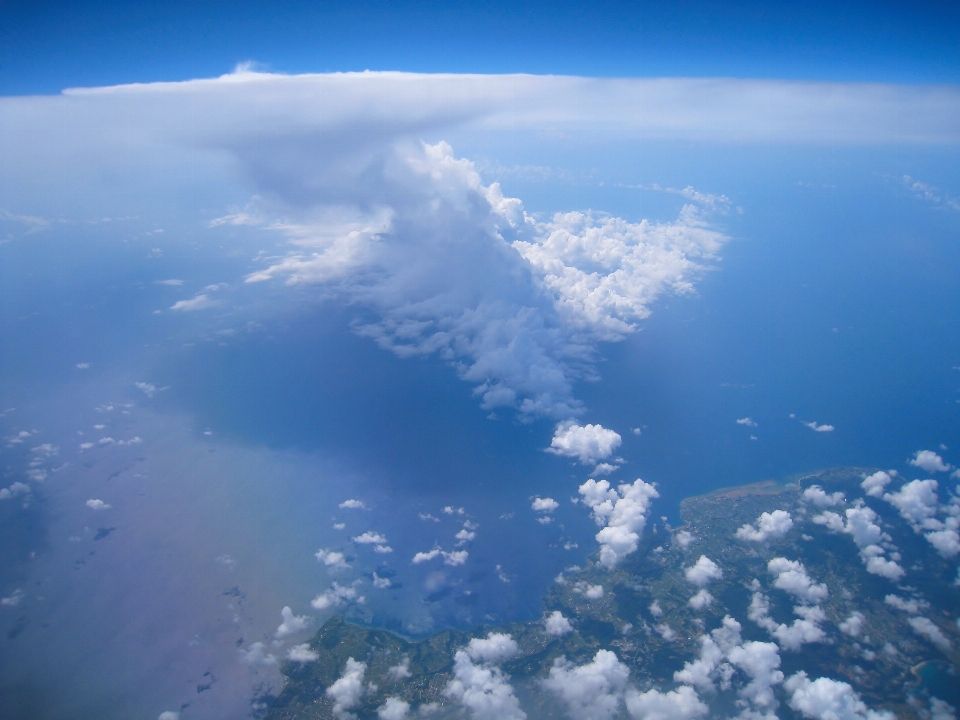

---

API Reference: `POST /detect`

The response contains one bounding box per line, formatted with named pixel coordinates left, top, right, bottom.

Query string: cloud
left=684, top=555, right=723, bottom=587
left=239, top=641, right=277, bottom=666
left=275, top=605, right=311, bottom=639
left=455, top=528, right=476, bottom=544
left=158, top=712, right=180, bottom=720
left=339, top=499, right=367, bottom=509
left=861, top=471, right=893, bottom=497
left=804, top=421, right=834, bottom=433
left=412, top=548, right=441, bottom=564
left=767, top=557, right=829, bottom=604
left=884, top=594, right=927, bottom=614
left=170, top=293, right=217, bottom=311
left=928, top=698, right=958, bottom=720
left=542, top=649, right=630, bottom=720
left=735, top=510, right=794, bottom=542
left=315, top=548, right=350, bottom=570
left=625, top=685, right=708, bottom=720
left=838, top=612, right=865, bottom=637
left=884, top=478, right=940, bottom=529
left=86, top=498, right=110, bottom=510
left=377, top=697, right=411, bottom=720
left=287, top=643, right=320, bottom=662
left=327, top=658, right=367, bottom=720
left=688, top=589, right=714, bottom=610
left=311, top=582, right=364, bottom=611
left=372, top=573, right=391, bottom=589
left=812, top=506, right=904, bottom=581
left=532, top=497, right=559, bottom=513
left=910, top=450, right=952, bottom=473
left=674, top=615, right=742, bottom=691
left=548, top=422, right=622, bottom=464
left=727, top=641, right=784, bottom=712
left=387, top=657, right=411, bottom=680
left=444, top=634, right=525, bottom=720
left=908, top=616, right=951, bottom=652
left=544, top=610, right=573, bottom=636
left=442, top=550, right=469, bottom=566
left=578, top=478, right=659, bottom=568
left=784, top=671, right=895, bottom=720
left=802, top=485, right=845, bottom=508
left=353, top=531, right=388, bottom=545
left=736, top=418, right=757, bottom=427
left=674, top=530, right=695, bottom=548
left=748, top=592, right=826, bottom=651
left=573, top=582, right=605, bottom=600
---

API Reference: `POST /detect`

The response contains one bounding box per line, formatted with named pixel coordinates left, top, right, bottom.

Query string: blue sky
left=2, top=0, right=959, bottom=94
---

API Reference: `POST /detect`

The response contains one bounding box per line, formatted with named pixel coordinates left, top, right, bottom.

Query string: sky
left=1, top=3, right=959, bottom=719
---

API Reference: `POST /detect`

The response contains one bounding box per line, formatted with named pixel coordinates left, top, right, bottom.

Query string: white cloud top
left=532, top=497, right=559, bottom=513
left=767, top=558, right=829, bottom=604
left=315, top=549, right=350, bottom=570
left=544, top=610, right=573, bottom=636
left=802, top=485, right=845, bottom=508
left=684, top=555, right=723, bottom=587
left=542, top=649, right=630, bottom=720
left=910, top=450, right=952, bottom=473
left=444, top=633, right=525, bottom=720
left=287, top=643, right=320, bottom=663
left=861, top=471, right=893, bottom=497
left=327, top=658, right=367, bottom=720
left=785, top=671, right=895, bottom=720
left=275, top=605, right=311, bottom=639
left=579, top=478, right=659, bottom=568
left=548, top=422, right=622, bottom=464
left=813, top=506, right=905, bottom=581
left=735, top=510, right=794, bottom=542
left=376, top=697, right=410, bottom=720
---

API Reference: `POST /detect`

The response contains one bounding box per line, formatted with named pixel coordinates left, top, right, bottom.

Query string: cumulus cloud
left=311, top=582, right=363, bottom=611
left=625, top=685, right=708, bottom=720
left=542, top=649, right=630, bottom=720
left=548, top=422, right=622, bottom=464
left=727, top=640, right=784, bottom=712
left=735, top=510, right=794, bottom=542
left=544, top=610, right=573, bottom=636
left=673, top=530, right=695, bottom=548
left=838, top=612, right=865, bottom=637
left=884, top=594, right=927, bottom=614
left=170, top=293, right=217, bottom=311
left=353, top=531, right=388, bottom=545
left=275, top=605, right=311, bottom=639
left=315, top=548, right=350, bottom=570
left=748, top=592, right=826, bottom=651
left=736, top=418, right=758, bottom=427
left=803, top=485, right=845, bottom=508
left=767, top=558, right=829, bottom=604
left=444, top=633, right=525, bottom=720
left=784, top=671, right=895, bottom=720
left=158, top=712, right=180, bottom=720
left=377, top=697, right=411, bottom=720
left=861, top=471, right=893, bottom=497
left=908, top=616, right=951, bottom=652
left=910, top=450, right=952, bottom=473
left=412, top=548, right=441, bottom=564
left=688, top=589, right=714, bottom=610
left=812, top=506, right=904, bottom=581
left=339, top=499, right=367, bottom=509
left=288, top=643, right=320, bottom=662
left=443, top=550, right=469, bottom=566
left=674, top=615, right=742, bottom=691
left=804, top=421, right=834, bottom=433
left=239, top=641, right=277, bottom=666
left=684, top=555, right=723, bottom=587
left=578, top=478, right=659, bottom=568
left=387, top=657, right=411, bottom=680
left=883, top=479, right=940, bottom=529
left=327, top=658, right=367, bottom=720
left=85, top=498, right=110, bottom=510
left=532, top=497, right=559, bottom=513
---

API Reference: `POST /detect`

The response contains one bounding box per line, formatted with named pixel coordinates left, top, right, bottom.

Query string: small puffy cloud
left=548, top=421, right=622, bottom=465
left=804, top=421, right=834, bottom=432
left=910, top=450, right=952, bottom=474
left=861, top=471, right=893, bottom=497
left=883, top=479, right=940, bottom=529
left=374, top=544, right=394, bottom=553
left=444, top=635, right=525, bottom=720
left=684, top=555, right=723, bottom=587
left=544, top=610, right=573, bottom=636
left=592, top=462, right=620, bottom=476
left=838, top=612, right=865, bottom=637
left=929, top=698, right=957, bottom=720
left=648, top=600, right=663, bottom=618
left=884, top=594, right=927, bottom=614
left=532, top=497, right=559, bottom=513
left=767, top=557, right=829, bottom=604
left=412, top=548, right=441, bottom=564
left=327, top=658, right=367, bottom=720
left=736, top=417, right=757, bottom=427
left=387, top=657, right=411, bottom=680
left=784, top=671, right=895, bottom=720
left=288, top=643, right=320, bottom=663
left=0, top=482, right=31, bottom=500
left=673, top=530, right=695, bottom=548
left=275, top=605, right=311, bottom=639
left=803, top=485, right=845, bottom=508
left=135, top=382, right=158, bottom=397
left=158, top=712, right=180, bottom=720
left=353, top=531, right=388, bottom=545
left=574, top=582, right=605, bottom=599
left=542, top=649, right=630, bottom=720
left=625, top=685, right=708, bottom=720
left=78, top=442, right=94, bottom=450
left=239, top=641, right=277, bottom=666
left=441, top=550, right=469, bottom=566
left=688, top=589, right=714, bottom=610
left=674, top=615, right=742, bottom=691
left=654, top=623, right=676, bottom=641
left=86, top=498, right=111, bottom=510
left=813, top=506, right=904, bottom=581
left=1, top=589, right=24, bottom=607
left=170, top=293, right=217, bottom=311
left=926, top=527, right=960, bottom=558
left=377, top=697, right=411, bottom=720
left=727, top=640, right=784, bottom=711
left=579, top=478, right=659, bottom=568
left=443, top=506, right=466, bottom=515
left=735, top=510, right=793, bottom=542
left=456, top=528, right=476, bottom=545
left=908, top=616, right=951, bottom=652
left=311, top=582, right=363, bottom=611
left=315, top=549, right=350, bottom=570
left=154, top=278, right=184, bottom=286
left=372, top=573, right=392, bottom=589
left=339, top=499, right=367, bottom=509
left=748, top=592, right=826, bottom=651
